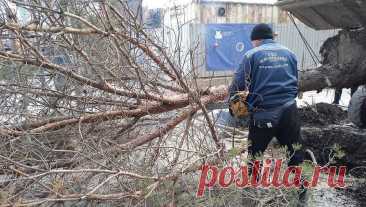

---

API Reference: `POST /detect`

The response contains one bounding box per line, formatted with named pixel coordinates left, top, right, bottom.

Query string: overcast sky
left=142, top=0, right=278, bottom=8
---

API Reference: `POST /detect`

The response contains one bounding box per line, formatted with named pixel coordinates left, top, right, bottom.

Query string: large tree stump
left=299, top=29, right=366, bottom=92
left=299, top=103, right=366, bottom=168
left=302, top=125, right=366, bottom=168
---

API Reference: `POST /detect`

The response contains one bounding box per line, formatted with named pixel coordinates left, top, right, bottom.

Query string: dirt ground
left=299, top=103, right=366, bottom=206
left=299, top=103, right=365, bottom=167
left=299, top=103, right=347, bottom=127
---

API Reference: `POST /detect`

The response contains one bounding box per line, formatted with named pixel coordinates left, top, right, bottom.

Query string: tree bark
left=299, top=29, right=366, bottom=92
left=302, top=125, right=366, bottom=169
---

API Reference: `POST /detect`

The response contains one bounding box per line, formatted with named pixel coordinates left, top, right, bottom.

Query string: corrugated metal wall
left=190, top=2, right=338, bottom=78
left=160, top=3, right=199, bottom=74
left=161, top=2, right=338, bottom=82
left=274, top=23, right=338, bottom=70
left=199, top=3, right=288, bottom=24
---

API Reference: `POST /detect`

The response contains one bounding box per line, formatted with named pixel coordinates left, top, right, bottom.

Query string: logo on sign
left=236, top=42, right=245, bottom=52
left=215, top=31, right=223, bottom=40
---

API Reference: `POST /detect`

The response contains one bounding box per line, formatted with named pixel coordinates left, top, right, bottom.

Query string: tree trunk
left=302, top=125, right=366, bottom=168
left=299, top=29, right=366, bottom=92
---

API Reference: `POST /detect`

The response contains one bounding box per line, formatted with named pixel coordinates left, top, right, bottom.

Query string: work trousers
left=248, top=103, right=304, bottom=167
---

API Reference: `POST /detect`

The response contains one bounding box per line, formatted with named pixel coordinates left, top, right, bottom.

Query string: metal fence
left=190, top=22, right=338, bottom=78
left=274, top=22, right=338, bottom=70
left=157, top=2, right=339, bottom=80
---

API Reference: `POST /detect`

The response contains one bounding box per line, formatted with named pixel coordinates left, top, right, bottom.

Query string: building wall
left=190, top=2, right=338, bottom=79
left=161, top=3, right=200, bottom=74
left=159, top=1, right=338, bottom=87
left=274, top=23, right=338, bottom=70
left=199, top=3, right=288, bottom=24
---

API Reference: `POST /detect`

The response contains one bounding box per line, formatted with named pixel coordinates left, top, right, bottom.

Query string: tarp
left=205, top=24, right=255, bottom=71
left=276, top=0, right=366, bottom=30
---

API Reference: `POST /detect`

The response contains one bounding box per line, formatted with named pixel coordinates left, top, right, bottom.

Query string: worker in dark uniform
left=229, top=26, right=307, bottom=206
left=229, top=23, right=304, bottom=167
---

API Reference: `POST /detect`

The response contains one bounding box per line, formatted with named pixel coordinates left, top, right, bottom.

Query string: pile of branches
left=0, top=0, right=230, bottom=206
left=2, top=0, right=363, bottom=206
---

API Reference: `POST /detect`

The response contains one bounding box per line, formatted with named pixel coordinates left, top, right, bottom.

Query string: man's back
left=246, top=39, right=298, bottom=109
left=228, top=24, right=305, bottom=205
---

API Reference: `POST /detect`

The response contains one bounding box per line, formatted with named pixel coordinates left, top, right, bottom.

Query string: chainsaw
left=229, top=91, right=249, bottom=118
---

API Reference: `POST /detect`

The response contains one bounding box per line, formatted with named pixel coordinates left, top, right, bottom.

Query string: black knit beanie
left=250, top=23, right=274, bottom=41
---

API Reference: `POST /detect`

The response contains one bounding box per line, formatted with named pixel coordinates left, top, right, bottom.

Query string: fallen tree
left=299, top=103, right=366, bottom=205
left=299, top=103, right=366, bottom=168
left=0, top=0, right=365, bottom=206
left=1, top=12, right=365, bottom=137
left=300, top=28, right=366, bottom=92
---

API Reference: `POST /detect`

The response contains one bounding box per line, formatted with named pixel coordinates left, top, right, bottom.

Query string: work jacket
left=229, top=39, right=298, bottom=111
